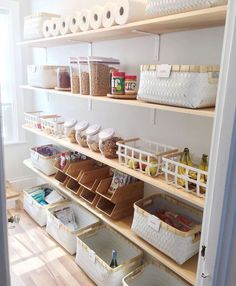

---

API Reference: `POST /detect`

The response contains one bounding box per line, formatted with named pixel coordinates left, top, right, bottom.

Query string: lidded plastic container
left=99, top=128, right=122, bottom=159
left=64, top=119, right=77, bottom=137
left=88, top=57, right=120, bottom=96
left=86, top=124, right=101, bottom=152
left=78, top=57, right=90, bottom=95
left=75, top=120, right=89, bottom=147
left=56, top=67, right=71, bottom=91
left=70, top=57, right=80, bottom=94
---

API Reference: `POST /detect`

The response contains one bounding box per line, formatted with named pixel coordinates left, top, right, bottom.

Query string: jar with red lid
left=112, top=71, right=125, bottom=95
left=125, top=75, right=137, bottom=95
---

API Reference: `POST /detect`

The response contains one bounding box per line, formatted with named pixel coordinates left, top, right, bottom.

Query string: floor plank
left=8, top=209, right=95, bottom=286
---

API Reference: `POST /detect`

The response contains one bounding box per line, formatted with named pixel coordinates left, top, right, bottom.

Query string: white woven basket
left=116, top=138, right=177, bottom=177
left=137, top=65, right=220, bottom=109
left=131, top=194, right=202, bottom=264
left=75, top=225, right=143, bottom=286
left=24, top=13, right=59, bottom=40
left=40, top=115, right=64, bottom=138
left=30, top=144, right=63, bottom=176
left=24, top=111, right=43, bottom=129
left=46, top=202, right=100, bottom=255
left=23, top=184, right=68, bottom=226
left=123, top=262, right=189, bottom=286
left=145, top=0, right=227, bottom=17
left=162, top=151, right=208, bottom=197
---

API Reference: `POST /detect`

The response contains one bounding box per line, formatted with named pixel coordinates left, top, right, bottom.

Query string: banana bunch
left=199, top=154, right=208, bottom=194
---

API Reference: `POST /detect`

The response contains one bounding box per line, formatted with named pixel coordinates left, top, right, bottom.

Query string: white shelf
left=20, top=85, right=215, bottom=118
left=18, top=6, right=226, bottom=48
left=23, top=159, right=198, bottom=285
left=23, top=124, right=205, bottom=208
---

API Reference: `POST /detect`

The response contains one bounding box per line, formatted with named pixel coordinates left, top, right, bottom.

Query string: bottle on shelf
left=60, top=153, right=66, bottom=170
left=109, top=250, right=118, bottom=268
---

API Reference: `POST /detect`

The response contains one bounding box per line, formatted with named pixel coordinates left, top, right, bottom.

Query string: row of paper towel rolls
left=43, top=0, right=147, bottom=37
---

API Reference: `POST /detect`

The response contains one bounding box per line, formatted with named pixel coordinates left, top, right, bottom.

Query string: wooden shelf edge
left=23, top=159, right=197, bottom=285
left=20, top=85, right=215, bottom=118
left=23, top=125, right=205, bottom=209
left=17, top=6, right=226, bottom=48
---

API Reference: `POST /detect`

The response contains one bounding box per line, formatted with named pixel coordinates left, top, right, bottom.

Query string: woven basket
left=123, top=262, right=189, bottom=286
left=46, top=202, right=100, bottom=255
left=137, top=64, right=220, bottom=109
left=23, top=184, right=68, bottom=226
left=145, top=0, right=227, bottom=17
left=75, top=225, right=143, bottom=286
left=116, top=138, right=177, bottom=177
left=131, top=194, right=202, bottom=264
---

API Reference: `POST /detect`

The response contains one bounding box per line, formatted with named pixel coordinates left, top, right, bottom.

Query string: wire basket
left=40, top=115, right=64, bottom=138
left=24, top=111, right=43, bottom=129
left=116, top=138, right=178, bottom=177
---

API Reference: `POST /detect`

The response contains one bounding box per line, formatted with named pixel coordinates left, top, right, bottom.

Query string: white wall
left=27, top=0, right=224, bottom=197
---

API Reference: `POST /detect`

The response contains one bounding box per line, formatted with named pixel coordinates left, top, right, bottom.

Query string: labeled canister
left=125, top=75, right=137, bottom=95
left=111, top=71, right=125, bottom=95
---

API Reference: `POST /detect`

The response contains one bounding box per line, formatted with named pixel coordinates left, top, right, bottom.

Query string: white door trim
left=196, top=1, right=236, bottom=285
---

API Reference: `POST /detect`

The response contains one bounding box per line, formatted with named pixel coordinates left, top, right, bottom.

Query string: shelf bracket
left=150, top=109, right=157, bottom=125
left=132, top=30, right=160, bottom=61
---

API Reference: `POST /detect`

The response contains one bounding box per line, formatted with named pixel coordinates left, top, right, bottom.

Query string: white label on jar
left=88, top=249, right=96, bottom=263
left=157, top=64, right=171, bottom=78
left=148, top=215, right=161, bottom=232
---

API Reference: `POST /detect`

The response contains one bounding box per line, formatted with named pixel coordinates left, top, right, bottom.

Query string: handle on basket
left=192, top=231, right=201, bottom=243
left=117, top=138, right=140, bottom=144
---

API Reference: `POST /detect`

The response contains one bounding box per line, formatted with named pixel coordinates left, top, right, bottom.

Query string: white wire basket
left=46, top=202, right=100, bottom=255
left=123, top=262, right=189, bottom=286
left=145, top=0, right=227, bottom=18
left=40, top=115, right=64, bottom=138
left=116, top=138, right=178, bottom=177
left=75, top=225, right=143, bottom=286
left=131, top=194, right=202, bottom=264
left=24, top=111, right=43, bottom=129
left=162, top=151, right=208, bottom=197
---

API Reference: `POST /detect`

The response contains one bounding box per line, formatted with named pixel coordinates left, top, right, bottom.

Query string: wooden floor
left=8, top=209, right=95, bottom=286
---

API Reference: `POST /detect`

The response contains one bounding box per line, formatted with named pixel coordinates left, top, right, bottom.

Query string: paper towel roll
left=78, top=9, right=91, bottom=32
left=115, top=0, right=146, bottom=25
left=102, top=2, right=116, bottom=28
left=50, top=18, right=60, bottom=37
left=69, top=14, right=80, bottom=33
left=90, top=6, right=104, bottom=30
left=43, top=20, right=51, bottom=38
left=59, top=16, right=71, bottom=35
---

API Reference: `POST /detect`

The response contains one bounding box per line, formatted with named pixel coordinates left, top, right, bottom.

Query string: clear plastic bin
left=99, top=128, right=122, bottom=159
left=88, top=57, right=120, bottom=96
left=75, top=120, right=89, bottom=147
left=64, top=119, right=77, bottom=137
left=79, top=57, right=90, bottom=95
left=70, top=57, right=80, bottom=94
left=86, top=124, right=101, bottom=152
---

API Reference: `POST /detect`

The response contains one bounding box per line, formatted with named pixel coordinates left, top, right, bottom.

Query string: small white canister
left=75, top=120, right=89, bottom=147
left=86, top=124, right=101, bottom=152
left=64, top=119, right=77, bottom=137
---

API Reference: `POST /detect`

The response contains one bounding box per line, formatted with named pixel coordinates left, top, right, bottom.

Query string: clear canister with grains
left=79, top=57, right=90, bottom=95
left=75, top=120, right=89, bottom=147
left=70, top=57, right=80, bottom=94
left=56, top=67, right=71, bottom=91
left=86, top=124, right=101, bottom=152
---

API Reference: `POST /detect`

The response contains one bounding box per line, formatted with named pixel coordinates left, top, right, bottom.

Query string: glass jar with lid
left=75, top=120, right=89, bottom=147
left=86, top=124, right=101, bottom=152
left=78, top=57, right=90, bottom=95
left=70, top=57, right=80, bottom=94
left=64, top=119, right=77, bottom=141
left=99, top=128, right=122, bottom=159
left=56, top=67, right=71, bottom=91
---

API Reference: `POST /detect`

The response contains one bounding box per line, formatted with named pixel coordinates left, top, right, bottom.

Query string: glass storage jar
left=64, top=119, right=77, bottom=138
left=78, top=57, right=90, bottom=95
left=86, top=124, right=101, bottom=152
left=75, top=120, right=89, bottom=147
left=88, top=57, right=120, bottom=96
left=70, top=57, right=80, bottom=94
left=56, top=67, right=71, bottom=91
left=99, top=128, right=122, bottom=159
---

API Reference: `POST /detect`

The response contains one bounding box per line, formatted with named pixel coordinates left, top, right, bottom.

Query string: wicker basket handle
left=117, top=138, right=140, bottom=144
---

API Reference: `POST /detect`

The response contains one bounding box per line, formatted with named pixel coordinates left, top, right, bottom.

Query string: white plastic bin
left=46, top=202, right=100, bottom=255
left=23, top=184, right=68, bottom=226
left=75, top=225, right=143, bottom=286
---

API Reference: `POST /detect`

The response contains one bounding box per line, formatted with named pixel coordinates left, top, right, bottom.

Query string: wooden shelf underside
left=23, top=125, right=205, bottom=208
left=21, top=85, right=215, bottom=118
left=23, top=159, right=197, bottom=285
left=18, top=6, right=226, bottom=48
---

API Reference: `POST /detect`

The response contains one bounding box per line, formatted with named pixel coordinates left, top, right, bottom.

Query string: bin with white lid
left=64, top=119, right=77, bottom=138
left=99, top=128, right=122, bottom=159
left=86, top=124, right=101, bottom=152
left=79, top=57, right=90, bottom=95
left=75, top=120, right=89, bottom=147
